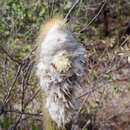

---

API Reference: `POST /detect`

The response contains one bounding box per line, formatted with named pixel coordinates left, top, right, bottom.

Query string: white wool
left=36, top=22, right=86, bottom=128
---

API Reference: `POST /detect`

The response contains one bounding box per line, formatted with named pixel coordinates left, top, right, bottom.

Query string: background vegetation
left=0, top=0, right=130, bottom=129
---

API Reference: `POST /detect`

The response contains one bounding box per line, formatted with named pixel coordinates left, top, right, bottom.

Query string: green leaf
left=64, top=2, right=72, bottom=10
left=4, top=31, right=10, bottom=35
left=75, top=27, right=81, bottom=32
left=39, top=8, right=46, bottom=16
left=12, top=3, right=17, bottom=10
left=4, top=115, right=9, bottom=129
left=22, top=45, right=31, bottom=51
left=32, top=126, right=38, bottom=130
left=15, top=53, right=22, bottom=58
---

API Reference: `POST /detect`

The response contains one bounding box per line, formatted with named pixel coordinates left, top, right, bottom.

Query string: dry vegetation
left=0, top=0, right=130, bottom=130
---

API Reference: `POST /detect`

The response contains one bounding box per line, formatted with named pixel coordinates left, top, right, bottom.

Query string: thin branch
left=2, top=57, right=9, bottom=90
left=0, top=44, right=22, bottom=64
left=4, top=109, right=42, bottom=117
left=82, top=120, right=91, bottom=130
left=75, top=80, right=108, bottom=120
left=65, top=0, right=81, bottom=20
left=24, top=87, right=41, bottom=109
left=4, top=65, right=22, bottom=105
left=21, top=60, right=34, bottom=112
left=76, top=83, right=105, bottom=100
left=13, top=114, right=22, bottom=130
left=79, top=0, right=106, bottom=33
left=51, top=0, right=55, bottom=17
left=120, top=34, right=130, bottom=46
left=77, top=62, right=128, bottom=99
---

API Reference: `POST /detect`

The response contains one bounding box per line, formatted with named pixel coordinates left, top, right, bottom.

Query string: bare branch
left=0, top=44, right=22, bottom=64
left=77, top=62, right=128, bottom=99
left=65, top=0, right=81, bottom=20
left=120, top=34, right=130, bottom=46
left=24, top=87, right=41, bottom=109
left=4, top=65, right=22, bottom=105
left=4, top=109, right=42, bottom=117
left=79, top=0, right=106, bottom=33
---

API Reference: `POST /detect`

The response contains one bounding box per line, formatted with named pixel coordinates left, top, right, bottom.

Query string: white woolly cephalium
left=36, top=18, right=86, bottom=128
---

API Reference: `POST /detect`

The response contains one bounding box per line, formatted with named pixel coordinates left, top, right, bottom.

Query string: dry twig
left=79, top=0, right=106, bottom=33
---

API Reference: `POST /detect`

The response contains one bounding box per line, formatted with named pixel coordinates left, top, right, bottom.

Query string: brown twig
left=13, top=113, right=23, bottom=130
left=51, top=0, right=55, bottom=17
left=4, top=109, right=42, bottom=117
left=120, top=34, right=130, bottom=46
left=4, top=65, right=22, bottom=105
left=77, top=62, right=128, bottom=99
left=0, top=44, right=22, bottom=64
left=21, top=60, right=34, bottom=112
left=24, top=87, right=41, bottom=109
left=79, top=0, right=106, bottom=33
left=65, top=0, right=81, bottom=20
